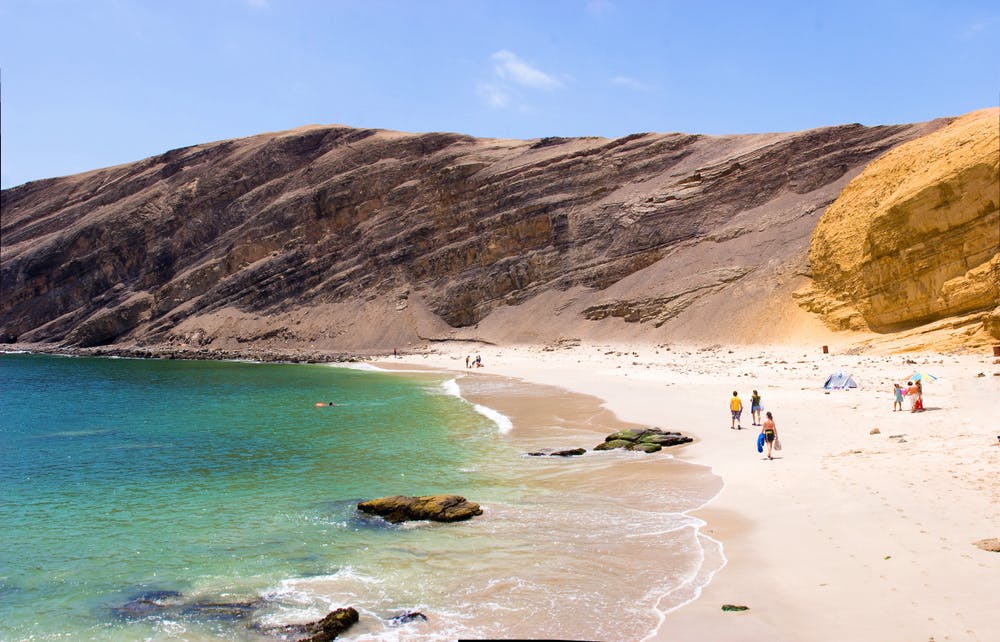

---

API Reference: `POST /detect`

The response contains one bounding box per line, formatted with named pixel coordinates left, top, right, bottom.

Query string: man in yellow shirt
left=730, top=391, right=743, bottom=430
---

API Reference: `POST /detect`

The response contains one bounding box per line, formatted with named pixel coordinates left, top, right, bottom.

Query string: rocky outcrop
left=593, top=428, right=693, bottom=453
left=0, top=117, right=949, bottom=352
left=280, top=607, right=359, bottom=642
left=798, top=108, right=1000, bottom=338
left=357, top=494, right=483, bottom=523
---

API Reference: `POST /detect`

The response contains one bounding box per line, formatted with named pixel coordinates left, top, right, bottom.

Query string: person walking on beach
left=761, top=411, right=779, bottom=459
left=730, top=391, right=743, bottom=430
left=465, top=355, right=470, bottom=368
left=750, top=390, right=762, bottom=426
left=893, top=383, right=904, bottom=411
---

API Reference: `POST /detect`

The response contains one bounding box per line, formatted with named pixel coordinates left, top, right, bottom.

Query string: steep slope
left=0, top=119, right=951, bottom=354
left=797, top=108, right=999, bottom=346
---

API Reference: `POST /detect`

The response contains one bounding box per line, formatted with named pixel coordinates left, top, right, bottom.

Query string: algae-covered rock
left=638, top=432, right=691, bottom=446
left=594, top=427, right=691, bottom=452
left=594, top=439, right=634, bottom=451
left=605, top=429, right=642, bottom=442
left=357, top=494, right=483, bottom=523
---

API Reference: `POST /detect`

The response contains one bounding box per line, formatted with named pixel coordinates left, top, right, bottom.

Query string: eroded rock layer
left=0, top=118, right=959, bottom=352
left=799, top=109, right=1000, bottom=337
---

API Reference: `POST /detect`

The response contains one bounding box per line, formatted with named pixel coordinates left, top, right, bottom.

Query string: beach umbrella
left=907, top=372, right=938, bottom=382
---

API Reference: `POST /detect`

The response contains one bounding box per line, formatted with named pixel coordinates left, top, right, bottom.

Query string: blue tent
left=823, top=371, right=857, bottom=389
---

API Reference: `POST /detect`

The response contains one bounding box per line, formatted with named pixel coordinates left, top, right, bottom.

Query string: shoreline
left=7, top=341, right=999, bottom=640
left=1, top=348, right=726, bottom=641
left=373, top=353, right=728, bottom=640
left=404, top=365, right=728, bottom=638
left=383, top=341, right=1000, bottom=641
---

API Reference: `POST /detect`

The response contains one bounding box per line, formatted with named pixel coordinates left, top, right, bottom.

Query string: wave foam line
left=331, top=362, right=387, bottom=372
left=441, top=378, right=462, bottom=398
left=441, top=379, right=513, bottom=434
left=639, top=477, right=729, bottom=642
left=473, top=403, right=513, bottom=434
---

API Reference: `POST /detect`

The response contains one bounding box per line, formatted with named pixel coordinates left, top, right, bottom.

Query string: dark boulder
left=357, top=494, right=483, bottom=523
left=263, top=607, right=360, bottom=642
left=390, top=610, right=429, bottom=626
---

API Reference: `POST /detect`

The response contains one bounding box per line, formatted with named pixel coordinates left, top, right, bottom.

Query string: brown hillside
left=0, top=117, right=964, bottom=356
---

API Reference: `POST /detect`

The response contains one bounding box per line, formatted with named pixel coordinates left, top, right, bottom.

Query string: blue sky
left=1, top=0, right=998, bottom=188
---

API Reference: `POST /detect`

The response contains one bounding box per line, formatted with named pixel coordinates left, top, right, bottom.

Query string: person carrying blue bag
left=760, top=412, right=779, bottom=460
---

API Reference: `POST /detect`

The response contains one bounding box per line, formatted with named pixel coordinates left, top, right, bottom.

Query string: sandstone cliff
left=1, top=115, right=981, bottom=355
left=797, top=108, right=999, bottom=348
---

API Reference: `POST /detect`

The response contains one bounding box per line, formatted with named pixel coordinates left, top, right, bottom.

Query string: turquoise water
left=1, top=353, right=722, bottom=641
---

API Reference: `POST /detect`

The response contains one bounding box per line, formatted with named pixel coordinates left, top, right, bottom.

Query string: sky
left=1, top=0, right=998, bottom=189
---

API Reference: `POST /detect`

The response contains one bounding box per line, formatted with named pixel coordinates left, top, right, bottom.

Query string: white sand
left=387, top=341, right=1000, bottom=641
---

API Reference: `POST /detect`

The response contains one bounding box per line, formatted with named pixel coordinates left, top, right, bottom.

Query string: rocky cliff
left=797, top=108, right=999, bottom=346
left=1, top=114, right=986, bottom=355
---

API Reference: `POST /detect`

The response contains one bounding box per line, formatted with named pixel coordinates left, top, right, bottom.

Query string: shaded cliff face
left=0, top=119, right=949, bottom=352
left=798, top=108, right=1000, bottom=340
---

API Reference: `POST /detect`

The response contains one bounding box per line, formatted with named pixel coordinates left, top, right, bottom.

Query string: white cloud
left=247, top=0, right=268, bottom=9
left=477, top=83, right=511, bottom=109
left=611, top=76, right=650, bottom=91
left=491, top=50, right=562, bottom=90
left=962, top=18, right=994, bottom=39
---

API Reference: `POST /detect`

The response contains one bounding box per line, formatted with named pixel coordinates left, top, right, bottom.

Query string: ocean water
left=0, top=353, right=723, bottom=641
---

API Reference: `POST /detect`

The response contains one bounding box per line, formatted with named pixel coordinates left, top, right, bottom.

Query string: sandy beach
left=384, top=341, right=1000, bottom=642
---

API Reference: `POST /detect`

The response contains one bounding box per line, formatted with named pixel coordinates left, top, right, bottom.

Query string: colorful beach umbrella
left=907, top=372, right=938, bottom=382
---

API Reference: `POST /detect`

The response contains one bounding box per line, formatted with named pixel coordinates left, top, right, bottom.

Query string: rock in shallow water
left=259, top=607, right=359, bottom=641
left=526, top=447, right=587, bottom=457
left=357, top=494, right=483, bottom=523
left=110, top=589, right=262, bottom=623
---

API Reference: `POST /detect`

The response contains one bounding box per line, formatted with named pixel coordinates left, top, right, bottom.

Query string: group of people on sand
left=893, top=380, right=925, bottom=412
left=729, top=389, right=762, bottom=429
left=730, top=389, right=780, bottom=460
left=465, top=354, right=483, bottom=368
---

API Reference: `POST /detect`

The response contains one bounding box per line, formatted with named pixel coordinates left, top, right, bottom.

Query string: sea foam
left=441, top=378, right=513, bottom=433
left=473, top=403, right=513, bottom=434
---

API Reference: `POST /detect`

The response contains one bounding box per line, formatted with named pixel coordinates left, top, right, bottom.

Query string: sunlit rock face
left=801, top=109, right=999, bottom=336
